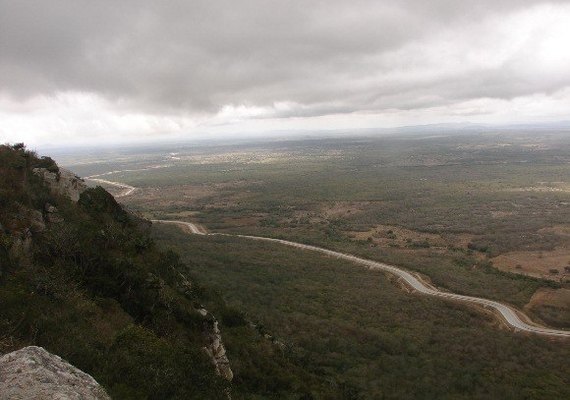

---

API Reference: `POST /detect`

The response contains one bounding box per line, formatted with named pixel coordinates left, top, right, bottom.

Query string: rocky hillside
left=0, top=144, right=339, bottom=399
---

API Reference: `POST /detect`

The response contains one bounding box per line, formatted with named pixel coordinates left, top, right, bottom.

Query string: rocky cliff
left=199, top=308, right=234, bottom=382
left=1, top=143, right=324, bottom=399
left=33, top=167, right=87, bottom=202
left=0, top=346, right=110, bottom=400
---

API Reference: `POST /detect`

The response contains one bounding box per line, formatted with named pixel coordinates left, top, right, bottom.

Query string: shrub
left=220, top=307, right=247, bottom=328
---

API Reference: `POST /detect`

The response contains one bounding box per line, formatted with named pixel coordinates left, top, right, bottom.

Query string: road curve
left=83, top=164, right=173, bottom=197
left=85, top=177, right=137, bottom=197
left=152, top=219, right=570, bottom=338
left=151, top=219, right=206, bottom=234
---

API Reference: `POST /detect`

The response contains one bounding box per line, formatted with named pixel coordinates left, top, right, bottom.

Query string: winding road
left=152, top=219, right=570, bottom=338
left=87, top=170, right=569, bottom=338
left=84, top=165, right=171, bottom=198
left=85, top=177, right=137, bottom=197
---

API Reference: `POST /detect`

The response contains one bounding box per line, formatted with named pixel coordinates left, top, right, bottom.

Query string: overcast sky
left=1, top=0, right=570, bottom=146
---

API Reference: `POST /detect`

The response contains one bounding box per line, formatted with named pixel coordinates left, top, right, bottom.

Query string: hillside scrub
left=0, top=144, right=338, bottom=399
left=154, top=224, right=570, bottom=400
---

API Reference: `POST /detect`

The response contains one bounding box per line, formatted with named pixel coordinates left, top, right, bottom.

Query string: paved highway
left=151, top=219, right=205, bottom=234
left=153, top=219, right=570, bottom=338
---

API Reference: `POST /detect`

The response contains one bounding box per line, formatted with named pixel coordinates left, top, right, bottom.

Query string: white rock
left=45, top=203, right=58, bottom=213
left=0, top=346, right=110, bottom=400
left=33, top=168, right=87, bottom=202
left=199, top=310, right=234, bottom=382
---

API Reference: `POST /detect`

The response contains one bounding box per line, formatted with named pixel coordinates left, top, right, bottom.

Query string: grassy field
left=153, top=223, right=570, bottom=400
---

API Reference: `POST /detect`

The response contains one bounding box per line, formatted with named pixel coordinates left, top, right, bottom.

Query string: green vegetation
left=80, top=135, right=570, bottom=257
left=154, top=224, right=570, bottom=400
left=47, top=131, right=570, bottom=398
left=0, top=144, right=344, bottom=399
left=71, top=132, right=570, bottom=324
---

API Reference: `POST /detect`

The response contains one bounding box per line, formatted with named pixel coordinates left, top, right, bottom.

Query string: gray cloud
left=1, top=0, right=569, bottom=119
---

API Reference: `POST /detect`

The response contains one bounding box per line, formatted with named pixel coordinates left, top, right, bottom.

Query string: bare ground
left=492, top=248, right=570, bottom=282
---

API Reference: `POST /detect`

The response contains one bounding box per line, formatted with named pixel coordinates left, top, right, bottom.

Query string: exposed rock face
left=199, top=308, right=234, bottom=382
left=29, top=209, right=46, bottom=232
left=0, top=346, right=110, bottom=400
left=44, top=202, right=64, bottom=224
left=177, top=274, right=233, bottom=382
left=33, top=168, right=87, bottom=202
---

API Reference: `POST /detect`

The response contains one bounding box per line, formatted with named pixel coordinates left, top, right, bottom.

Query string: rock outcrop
left=0, top=346, right=110, bottom=400
left=33, top=167, right=87, bottom=202
left=199, top=308, right=234, bottom=382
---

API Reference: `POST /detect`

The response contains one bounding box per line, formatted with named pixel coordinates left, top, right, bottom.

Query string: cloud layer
left=1, top=0, right=570, bottom=144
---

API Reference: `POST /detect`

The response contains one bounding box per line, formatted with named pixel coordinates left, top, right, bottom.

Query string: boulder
left=44, top=203, right=58, bottom=213
left=29, top=210, right=46, bottom=233
left=0, top=346, right=110, bottom=400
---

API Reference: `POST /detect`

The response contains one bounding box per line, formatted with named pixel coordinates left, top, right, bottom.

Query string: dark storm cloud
left=1, top=0, right=569, bottom=118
